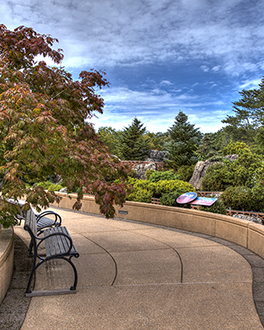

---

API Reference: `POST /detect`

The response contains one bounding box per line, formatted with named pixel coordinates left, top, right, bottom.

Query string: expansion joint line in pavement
left=133, top=232, right=184, bottom=283
left=79, top=234, right=118, bottom=286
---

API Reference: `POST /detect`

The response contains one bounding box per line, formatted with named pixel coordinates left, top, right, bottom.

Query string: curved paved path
left=15, top=208, right=263, bottom=329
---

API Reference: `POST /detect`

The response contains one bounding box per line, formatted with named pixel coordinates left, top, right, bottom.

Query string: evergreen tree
left=252, top=126, right=264, bottom=155
left=118, top=117, right=150, bottom=160
left=166, top=111, right=202, bottom=169
left=211, top=129, right=232, bottom=152
left=144, top=131, right=170, bottom=151
left=222, top=77, right=264, bottom=145
left=197, top=133, right=221, bottom=160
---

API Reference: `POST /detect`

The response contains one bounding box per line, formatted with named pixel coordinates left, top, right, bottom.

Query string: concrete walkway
left=15, top=208, right=264, bottom=329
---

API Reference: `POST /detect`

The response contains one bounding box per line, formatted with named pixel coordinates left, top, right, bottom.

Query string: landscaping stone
left=133, top=162, right=156, bottom=179
left=232, top=214, right=263, bottom=224
left=144, top=150, right=169, bottom=162
left=189, top=154, right=239, bottom=189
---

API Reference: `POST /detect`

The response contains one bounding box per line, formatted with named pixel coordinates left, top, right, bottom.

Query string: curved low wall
left=52, top=193, right=264, bottom=259
left=0, top=227, right=14, bottom=305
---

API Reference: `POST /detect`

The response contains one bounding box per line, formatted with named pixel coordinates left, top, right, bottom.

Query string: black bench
left=23, top=209, right=79, bottom=297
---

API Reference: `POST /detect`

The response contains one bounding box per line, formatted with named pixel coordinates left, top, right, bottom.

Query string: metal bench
left=24, top=209, right=79, bottom=297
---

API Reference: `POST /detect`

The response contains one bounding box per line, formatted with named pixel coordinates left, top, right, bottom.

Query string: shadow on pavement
left=0, top=235, right=32, bottom=330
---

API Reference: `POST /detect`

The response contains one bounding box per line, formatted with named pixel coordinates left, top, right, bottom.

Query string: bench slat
left=45, top=228, right=59, bottom=256
left=55, top=227, right=66, bottom=254
left=60, top=227, right=75, bottom=253
left=51, top=227, right=61, bottom=255
left=44, top=226, right=78, bottom=257
left=58, top=227, right=69, bottom=253
left=37, top=217, right=60, bottom=231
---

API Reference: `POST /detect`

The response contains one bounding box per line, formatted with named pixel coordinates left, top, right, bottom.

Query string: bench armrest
left=36, top=211, right=62, bottom=226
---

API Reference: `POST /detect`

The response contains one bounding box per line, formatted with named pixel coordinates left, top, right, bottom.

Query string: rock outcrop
left=189, top=155, right=239, bottom=190
left=133, top=162, right=157, bottom=180
left=144, top=150, right=169, bottom=162
left=121, top=150, right=169, bottom=180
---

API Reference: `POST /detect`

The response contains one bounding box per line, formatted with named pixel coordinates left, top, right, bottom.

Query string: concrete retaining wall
left=51, top=193, right=264, bottom=259
left=0, top=227, right=14, bottom=305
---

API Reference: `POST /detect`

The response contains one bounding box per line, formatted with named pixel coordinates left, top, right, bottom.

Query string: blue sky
left=1, top=0, right=264, bottom=133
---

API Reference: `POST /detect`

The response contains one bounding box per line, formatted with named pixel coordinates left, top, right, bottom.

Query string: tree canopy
left=0, top=24, right=131, bottom=227
left=222, top=77, right=264, bottom=146
left=165, top=111, right=202, bottom=169
left=117, top=117, right=150, bottom=160
left=97, top=126, right=122, bottom=157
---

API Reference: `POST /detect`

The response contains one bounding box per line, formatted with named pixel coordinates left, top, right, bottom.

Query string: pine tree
left=197, top=133, right=219, bottom=160
left=222, top=77, right=264, bottom=145
left=166, top=111, right=202, bottom=169
left=118, top=118, right=150, bottom=160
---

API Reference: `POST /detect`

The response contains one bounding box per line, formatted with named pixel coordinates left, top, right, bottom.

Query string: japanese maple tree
left=0, top=24, right=131, bottom=227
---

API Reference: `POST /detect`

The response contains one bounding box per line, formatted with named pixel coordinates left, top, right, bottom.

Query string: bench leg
left=26, top=259, right=44, bottom=294
left=25, top=257, right=78, bottom=295
left=67, top=256, right=78, bottom=291
left=28, top=239, right=34, bottom=256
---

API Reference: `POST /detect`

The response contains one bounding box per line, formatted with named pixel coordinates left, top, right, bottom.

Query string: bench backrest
left=24, top=209, right=38, bottom=238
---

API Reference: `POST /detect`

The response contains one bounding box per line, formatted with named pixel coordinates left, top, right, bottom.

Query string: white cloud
left=200, top=65, right=210, bottom=72
left=212, top=66, right=221, bottom=72
left=91, top=86, right=228, bottom=133
left=2, top=0, right=262, bottom=134
left=239, top=78, right=262, bottom=90
left=160, top=80, right=173, bottom=86
left=2, top=0, right=264, bottom=74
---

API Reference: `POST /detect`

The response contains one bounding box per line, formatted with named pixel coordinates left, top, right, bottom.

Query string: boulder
left=133, top=162, right=157, bottom=180
left=189, top=155, right=239, bottom=190
left=145, top=150, right=169, bottom=162
left=232, top=214, right=262, bottom=224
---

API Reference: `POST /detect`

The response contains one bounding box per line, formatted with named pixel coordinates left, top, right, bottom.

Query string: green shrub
left=37, top=181, right=64, bottom=192
left=131, top=178, right=156, bottom=193
left=202, top=146, right=264, bottom=191
left=145, top=169, right=155, bottom=180
left=201, top=163, right=231, bottom=191
left=155, top=179, right=195, bottom=197
left=47, top=183, right=64, bottom=192
left=160, top=189, right=188, bottom=206
left=37, top=181, right=52, bottom=189
left=126, top=188, right=153, bottom=203
left=222, top=141, right=249, bottom=156
left=149, top=170, right=180, bottom=182
left=220, top=186, right=254, bottom=211
left=176, top=165, right=195, bottom=182
left=126, top=177, right=155, bottom=203
left=199, top=199, right=227, bottom=215
left=126, top=177, right=195, bottom=205
left=250, top=181, right=264, bottom=212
